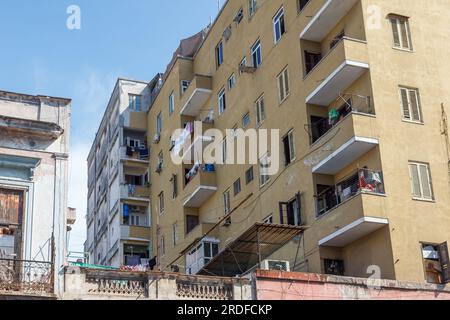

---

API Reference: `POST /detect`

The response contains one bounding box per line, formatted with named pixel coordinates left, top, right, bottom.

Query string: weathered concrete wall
left=0, top=92, right=71, bottom=298
left=62, top=267, right=252, bottom=300
left=255, top=270, right=450, bottom=300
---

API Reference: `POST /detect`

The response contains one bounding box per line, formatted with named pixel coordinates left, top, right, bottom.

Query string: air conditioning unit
left=262, top=260, right=291, bottom=272
left=153, top=134, right=161, bottom=144
left=239, top=64, right=257, bottom=74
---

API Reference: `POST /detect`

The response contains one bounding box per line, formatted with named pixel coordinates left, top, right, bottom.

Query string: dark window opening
left=304, top=51, right=322, bottom=75
left=186, top=215, right=199, bottom=235
left=279, top=193, right=301, bottom=226
left=422, top=242, right=450, bottom=284
left=324, top=259, right=345, bottom=276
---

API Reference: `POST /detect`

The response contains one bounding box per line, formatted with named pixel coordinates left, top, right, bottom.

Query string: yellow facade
left=144, top=0, right=450, bottom=285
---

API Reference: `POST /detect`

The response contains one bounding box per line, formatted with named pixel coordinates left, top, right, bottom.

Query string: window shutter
left=391, top=18, right=401, bottom=47
left=438, top=242, right=450, bottom=283
left=399, top=20, right=409, bottom=48
left=400, top=88, right=411, bottom=120
left=409, top=164, right=422, bottom=198
left=295, top=192, right=302, bottom=226
left=278, top=74, right=285, bottom=102
left=284, top=69, right=290, bottom=96
left=409, top=89, right=421, bottom=122
left=279, top=202, right=287, bottom=225
left=419, top=164, right=432, bottom=199
left=260, top=98, right=265, bottom=121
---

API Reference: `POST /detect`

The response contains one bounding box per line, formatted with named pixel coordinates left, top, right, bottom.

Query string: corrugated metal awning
left=198, top=223, right=307, bottom=277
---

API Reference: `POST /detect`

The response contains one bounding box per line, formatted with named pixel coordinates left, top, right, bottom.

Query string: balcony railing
left=120, top=146, right=149, bottom=162
left=316, top=168, right=385, bottom=217
left=0, top=259, right=54, bottom=295
left=307, top=94, right=374, bottom=144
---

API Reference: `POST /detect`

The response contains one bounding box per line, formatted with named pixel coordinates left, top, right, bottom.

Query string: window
left=409, top=162, right=434, bottom=201
left=157, top=151, right=164, bottom=171
left=259, top=154, right=270, bottom=187
left=400, top=87, right=422, bottom=123
left=263, top=215, right=273, bottom=224
left=172, top=223, right=178, bottom=246
left=218, top=88, right=226, bottom=115
left=242, top=112, right=251, bottom=128
left=222, top=138, right=228, bottom=164
left=216, top=41, right=224, bottom=68
left=304, top=51, right=322, bottom=75
left=158, top=192, right=165, bottom=214
left=330, top=30, right=345, bottom=49
left=251, top=40, right=262, bottom=68
left=126, top=137, right=144, bottom=148
left=234, top=8, right=244, bottom=24
left=129, top=94, right=142, bottom=111
left=156, top=112, right=162, bottom=135
left=223, top=189, right=231, bottom=215
left=181, top=80, right=190, bottom=94
left=277, top=67, right=290, bottom=103
left=255, top=95, right=266, bottom=126
left=283, top=130, right=296, bottom=166
left=390, top=15, right=412, bottom=50
left=160, top=235, right=165, bottom=257
left=245, top=167, right=254, bottom=184
left=273, top=7, right=285, bottom=43
left=234, top=178, right=241, bottom=196
left=422, top=242, right=450, bottom=284
left=298, top=0, right=310, bottom=12
left=324, top=259, right=345, bottom=276
left=228, top=74, right=236, bottom=90
left=169, top=92, right=175, bottom=115
left=171, top=174, right=178, bottom=199
left=239, top=57, right=247, bottom=75
left=186, top=215, right=199, bottom=234
left=249, top=0, right=258, bottom=17
left=279, top=193, right=302, bottom=226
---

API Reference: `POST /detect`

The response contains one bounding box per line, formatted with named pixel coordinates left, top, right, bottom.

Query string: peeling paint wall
left=0, top=91, right=71, bottom=298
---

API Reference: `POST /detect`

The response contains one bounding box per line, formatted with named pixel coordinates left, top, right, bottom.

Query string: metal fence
left=316, top=168, right=385, bottom=217
left=0, top=259, right=54, bottom=294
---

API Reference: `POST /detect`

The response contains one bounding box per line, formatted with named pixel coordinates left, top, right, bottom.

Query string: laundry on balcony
left=128, top=185, right=136, bottom=196
left=126, top=146, right=134, bottom=156
left=185, top=163, right=216, bottom=185
left=316, top=168, right=385, bottom=217
left=138, top=147, right=149, bottom=160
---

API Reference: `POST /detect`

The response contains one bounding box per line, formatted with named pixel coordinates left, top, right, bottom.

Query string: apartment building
left=0, top=90, right=72, bottom=297
left=143, top=0, right=450, bottom=286
left=85, top=77, right=162, bottom=268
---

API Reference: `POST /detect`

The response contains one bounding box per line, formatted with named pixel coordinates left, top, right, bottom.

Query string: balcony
left=304, top=37, right=369, bottom=106
left=120, top=146, right=149, bottom=166
left=308, top=94, right=374, bottom=144
left=307, top=109, right=378, bottom=175
left=183, top=166, right=217, bottom=208
left=315, top=169, right=388, bottom=247
left=120, top=184, right=150, bottom=202
left=0, top=259, right=54, bottom=296
left=300, top=0, right=359, bottom=42
left=172, top=121, right=215, bottom=163
left=179, top=75, right=213, bottom=117
left=121, top=225, right=151, bottom=242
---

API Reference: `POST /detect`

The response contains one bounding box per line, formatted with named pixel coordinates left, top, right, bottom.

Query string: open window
left=422, top=242, right=450, bottom=284
left=0, top=189, right=24, bottom=259
left=279, top=193, right=302, bottom=226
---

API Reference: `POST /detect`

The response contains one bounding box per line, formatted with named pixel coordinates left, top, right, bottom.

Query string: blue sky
left=0, top=0, right=222, bottom=253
